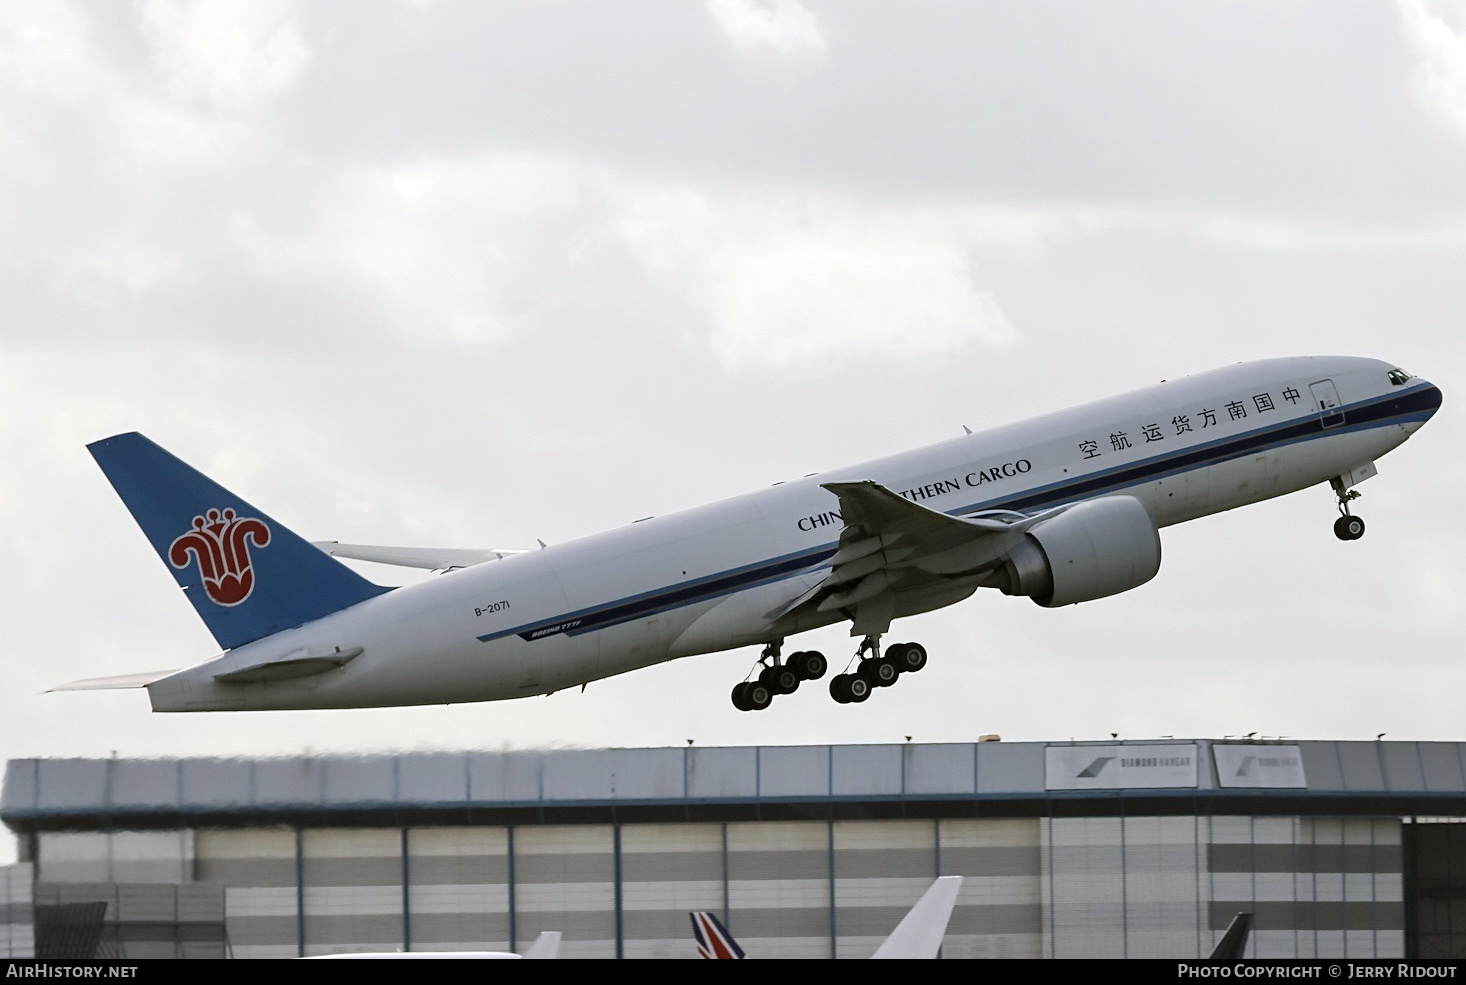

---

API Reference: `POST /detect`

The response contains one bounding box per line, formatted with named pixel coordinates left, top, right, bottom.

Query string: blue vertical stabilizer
left=88, top=432, right=390, bottom=650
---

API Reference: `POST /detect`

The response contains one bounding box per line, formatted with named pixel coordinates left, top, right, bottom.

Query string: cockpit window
left=1387, top=369, right=1414, bottom=386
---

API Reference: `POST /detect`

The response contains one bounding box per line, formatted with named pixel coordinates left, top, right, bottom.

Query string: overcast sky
left=4, top=1, right=1466, bottom=862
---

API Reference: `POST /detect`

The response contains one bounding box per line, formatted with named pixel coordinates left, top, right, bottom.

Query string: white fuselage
left=146, top=356, right=1440, bottom=711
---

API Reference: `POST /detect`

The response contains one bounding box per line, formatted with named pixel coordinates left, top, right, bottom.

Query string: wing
left=777, top=481, right=1061, bottom=636
left=313, top=542, right=529, bottom=571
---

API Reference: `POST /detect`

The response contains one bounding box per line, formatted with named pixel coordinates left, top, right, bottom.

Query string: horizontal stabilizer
left=213, top=646, right=363, bottom=684
left=49, top=670, right=177, bottom=692
left=313, top=542, right=526, bottom=570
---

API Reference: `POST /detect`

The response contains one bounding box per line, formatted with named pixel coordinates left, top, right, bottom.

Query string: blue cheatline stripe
left=477, top=544, right=836, bottom=643
left=481, top=384, right=1441, bottom=645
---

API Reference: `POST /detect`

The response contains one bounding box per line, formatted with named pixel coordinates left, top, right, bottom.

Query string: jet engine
left=993, top=495, right=1161, bottom=607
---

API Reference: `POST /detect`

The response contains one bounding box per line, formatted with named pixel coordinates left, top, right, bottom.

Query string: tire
left=775, top=667, right=800, bottom=694
left=829, top=674, right=851, bottom=704
left=745, top=681, right=773, bottom=711
left=846, top=675, right=871, bottom=702
left=794, top=650, right=828, bottom=681
left=1335, top=515, right=1365, bottom=541
left=731, top=682, right=752, bottom=711
left=861, top=658, right=899, bottom=688
left=760, top=665, right=799, bottom=695
left=885, top=642, right=928, bottom=674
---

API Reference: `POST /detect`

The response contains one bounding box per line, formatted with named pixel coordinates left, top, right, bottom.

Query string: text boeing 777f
left=62, top=356, right=1441, bottom=713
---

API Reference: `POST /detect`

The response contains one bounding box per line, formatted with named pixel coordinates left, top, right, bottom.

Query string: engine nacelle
left=995, top=496, right=1161, bottom=607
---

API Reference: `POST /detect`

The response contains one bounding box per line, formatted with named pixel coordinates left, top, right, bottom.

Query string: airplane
left=692, top=875, right=963, bottom=959
left=58, top=356, right=1441, bottom=713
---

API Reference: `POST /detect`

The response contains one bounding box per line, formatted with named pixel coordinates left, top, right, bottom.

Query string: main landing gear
left=731, top=641, right=829, bottom=712
left=828, top=635, right=928, bottom=705
left=1331, top=477, right=1366, bottom=541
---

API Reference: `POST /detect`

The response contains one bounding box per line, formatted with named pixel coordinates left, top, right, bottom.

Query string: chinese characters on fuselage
left=1075, top=387, right=1303, bottom=462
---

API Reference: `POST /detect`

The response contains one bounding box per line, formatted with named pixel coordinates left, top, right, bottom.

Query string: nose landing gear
left=1331, top=477, right=1365, bottom=541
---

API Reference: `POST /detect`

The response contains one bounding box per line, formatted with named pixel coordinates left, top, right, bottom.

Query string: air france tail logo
left=169, top=508, right=271, bottom=606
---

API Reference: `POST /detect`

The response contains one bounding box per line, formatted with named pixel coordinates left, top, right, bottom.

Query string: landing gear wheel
left=731, top=682, right=752, bottom=711
left=1334, top=515, right=1366, bottom=541
left=885, top=642, right=927, bottom=674
left=760, top=665, right=800, bottom=695
left=829, top=673, right=872, bottom=704
left=744, top=681, right=773, bottom=711
left=861, top=658, right=899, bottom=688
left=791, top=650, right=828, bottom=680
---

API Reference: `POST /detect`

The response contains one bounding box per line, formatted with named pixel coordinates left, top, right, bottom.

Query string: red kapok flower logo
left=168, top=508, right=271, bottom=606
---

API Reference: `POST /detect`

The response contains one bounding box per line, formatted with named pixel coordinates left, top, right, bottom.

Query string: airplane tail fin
left=1208, top=911, right=1253, bottom=960
left=520, top=931, right=560, bottom=959
left=88, top=432, right=390, bottom=651
left=690, top=911, right=745, bottom=959
left=870, top=875, right=963, bottom=959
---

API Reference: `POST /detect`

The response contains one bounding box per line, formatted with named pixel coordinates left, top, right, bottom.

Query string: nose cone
left=1402, top=379, right=1442, bottom=434
left=1419, top=380, right=1443, bottom=418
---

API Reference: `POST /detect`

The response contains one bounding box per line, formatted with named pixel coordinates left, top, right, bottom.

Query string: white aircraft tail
left=870, top=875, right=963, bottom=959
left=520, top=931, right=561, bottom=959
left=691, top=875, right=962, bottom=958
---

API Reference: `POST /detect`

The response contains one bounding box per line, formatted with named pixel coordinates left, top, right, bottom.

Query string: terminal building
left=2, top=737, right=1464, bottom=959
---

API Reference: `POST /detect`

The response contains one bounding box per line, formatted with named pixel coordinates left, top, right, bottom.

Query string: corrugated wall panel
left=939, top=818, right=1042, bottom=959
left=36, top=832, right=110, bottom=883
left=301, top=829, right=402, bottom=956
left=513, top=824, right=615, bottom=958
left=1121, top=816, right=1203, bottom=959
left=833, top=820, right=935, bottom=958
left=620, top=823, right=722, bottom=959
left=1043, top=816, right=1126, bottom=958
left=196, top=828, right=298, bottom=959
left=0, top=864, right=34, bottom=959
left=727, top=820, right=829, bottom=958
left=406, top=827, right=509, bottom=952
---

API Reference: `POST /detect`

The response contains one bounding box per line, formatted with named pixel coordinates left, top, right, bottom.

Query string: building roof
left=5, top=738, right=1465, bottom=832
